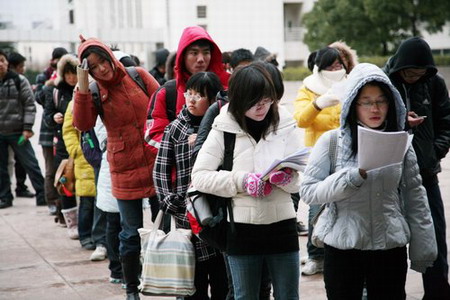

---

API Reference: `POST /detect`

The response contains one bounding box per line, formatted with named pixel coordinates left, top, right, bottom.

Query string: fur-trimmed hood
left=55, top=54, right=78, bottom=86
left=329, top=41, right=359, bottom=73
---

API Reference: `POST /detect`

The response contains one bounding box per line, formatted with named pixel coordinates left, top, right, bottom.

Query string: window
left=69, top=10, right=74, bottom=24
left=197, top=6, right=207, bottom=18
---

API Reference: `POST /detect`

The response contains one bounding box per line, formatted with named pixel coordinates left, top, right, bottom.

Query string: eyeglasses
left=356, top=99, right=389, bottom=109
left=183, top=92, right=204, bottom=102
left=250, top=98, right=274, bottom=110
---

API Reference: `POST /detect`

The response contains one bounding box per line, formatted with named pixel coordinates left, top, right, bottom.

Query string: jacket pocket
left=107, top=141, right=132, bottom=172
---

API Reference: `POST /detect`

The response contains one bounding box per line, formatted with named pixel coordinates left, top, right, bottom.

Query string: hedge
left=283, top=55, right=450, bottom=81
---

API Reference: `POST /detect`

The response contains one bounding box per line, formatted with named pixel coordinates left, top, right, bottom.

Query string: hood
left=384, top=37, right=437, bottom=81
left=77, top=36, right=127, bottom=86
left=212, top=103, right=296, bottom=136
left=340, top=63, right=406, bottom=130
left=329, top=40, right=358, bottom=73
left=175, top=26, right=228, bottom=92
left=155, top=48, right=170, bottom=66
left=55, top=54, right=78, bottom=86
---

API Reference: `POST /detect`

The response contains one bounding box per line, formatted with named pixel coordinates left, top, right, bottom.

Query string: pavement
left=0, top=81, right=449, bottom=299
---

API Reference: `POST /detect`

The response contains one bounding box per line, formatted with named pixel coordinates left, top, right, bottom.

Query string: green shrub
left=282, top=67, right=311, bottom=81
left=24, top=70, right=41, bottom=84
left=359, top=56, right=390, bottom=67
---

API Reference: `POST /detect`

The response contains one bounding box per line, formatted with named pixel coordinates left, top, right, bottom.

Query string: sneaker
left=48, top=205, right=57, bottom=216
left=90, top=245, right=107, bottom=261
left=301, top=258, right=324, bottom=276
left=296, top=221, right=308, bottom=236
left=109, top=277, right=122, bottom=284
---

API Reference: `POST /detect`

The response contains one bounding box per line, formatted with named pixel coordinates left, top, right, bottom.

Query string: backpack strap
left=223, top=132, right=236, bottom=232
left=52, top=88, right=60, bottom=108
left=13, top=74, right=21, bottom=94
left=311, top=129, right=339, bottom=226
left=125, top=66, right=149, bottom=97
left=89, top=81, right=103, bottom=119
left=147, top=79, right=177, bottom=122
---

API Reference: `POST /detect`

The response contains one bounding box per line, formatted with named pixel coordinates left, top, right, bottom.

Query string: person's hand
left=314, top=93, right=340, bottom=110
left=269, top=168, right=293, bottom=186
left=77, top=58, right=89, bottom=93
left=22, top=130, right=34, bottom=140
left=243, top=173, right=273, bottom=197
left=408, top=111, right=426, bottom=128
left=188, top=133, right=197, bottom=146
left=53, top=112, right=64, bottom=124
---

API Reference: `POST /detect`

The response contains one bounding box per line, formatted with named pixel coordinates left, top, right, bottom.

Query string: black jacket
left=384, top=37, right=450, bottom=180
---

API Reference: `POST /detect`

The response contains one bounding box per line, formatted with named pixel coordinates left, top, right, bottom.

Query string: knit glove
left=77, top=58, right=89, bottom=93
left=315, top=93, right=340, bottom=109
left=243, top=173, right=273, bottom=197
left=269, top=168, right=293, bottom=186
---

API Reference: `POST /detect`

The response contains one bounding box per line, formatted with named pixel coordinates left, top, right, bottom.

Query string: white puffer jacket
left=300, top=63, right=437, bottom=273
left=191, top=104, right=302, bottom=225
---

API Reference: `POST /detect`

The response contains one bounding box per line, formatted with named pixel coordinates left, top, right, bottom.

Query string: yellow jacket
left=62, top=101, right=96, bottom=197
left=293, top=85, right=341, bottom=147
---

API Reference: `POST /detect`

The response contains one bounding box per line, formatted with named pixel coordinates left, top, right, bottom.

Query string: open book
left=260, top=147, right=310, bottom=181
left=358, top=126, right=413, bottom=171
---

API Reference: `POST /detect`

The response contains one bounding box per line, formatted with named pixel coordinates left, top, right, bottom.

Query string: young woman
left=154, top=71, right=227, bottom=299
left=300, top=63, right=437, bottom=299
left=191, top=63, right=302, bottom=300
left=73, top=36, right=159, bottom=300
left=293, top=46, right=351, bottom=275
left=43, top=54, right=79, bottom=238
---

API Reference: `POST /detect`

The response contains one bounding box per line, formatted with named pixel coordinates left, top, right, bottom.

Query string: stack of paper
left=260, top=147, right=310, bottom=181
left=357, top=126, right=413, bottom=171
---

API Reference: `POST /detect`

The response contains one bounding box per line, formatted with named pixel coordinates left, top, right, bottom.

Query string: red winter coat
left=146, top=26, right=230, bottom=155
left=73, top=38, right=160, bottom=199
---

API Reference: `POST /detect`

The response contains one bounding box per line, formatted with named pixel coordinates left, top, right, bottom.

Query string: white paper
left=358, top=126, right=411, bottom=171
left=260, top=147, right=310, bottom=181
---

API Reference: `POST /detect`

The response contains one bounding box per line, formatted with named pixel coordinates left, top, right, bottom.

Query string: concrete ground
left=0, top=81, right=448, bottom=299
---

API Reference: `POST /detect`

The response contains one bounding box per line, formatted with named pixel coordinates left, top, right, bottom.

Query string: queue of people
left=0, top=29, right=449, bottom=300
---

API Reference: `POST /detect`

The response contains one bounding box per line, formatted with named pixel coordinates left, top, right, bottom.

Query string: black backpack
left=188, top=131, right=236, bottom=251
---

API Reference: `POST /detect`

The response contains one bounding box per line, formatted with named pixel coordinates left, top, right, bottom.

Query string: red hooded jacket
left=145, top=26, right=230, bottom=154
left=72, top=38, right=160, bottom=199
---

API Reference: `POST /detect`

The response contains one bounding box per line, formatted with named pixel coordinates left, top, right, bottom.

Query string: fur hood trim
left=55, top=54, right=79, bottom=86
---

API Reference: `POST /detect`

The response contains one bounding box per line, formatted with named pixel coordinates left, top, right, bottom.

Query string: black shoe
left=16, top=190, right=35, bottom=198
left=0, top=198, right=13, bottom=209
left=126, top=292, right=140, bottom=300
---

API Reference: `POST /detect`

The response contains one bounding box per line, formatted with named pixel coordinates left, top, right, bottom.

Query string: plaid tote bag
left=138, top=210, right=196, bottom=296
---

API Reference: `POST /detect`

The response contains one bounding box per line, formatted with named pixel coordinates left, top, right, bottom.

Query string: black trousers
left=323, top=245, right=407, bottom=300
left=422, top=177, right=450, bottom=300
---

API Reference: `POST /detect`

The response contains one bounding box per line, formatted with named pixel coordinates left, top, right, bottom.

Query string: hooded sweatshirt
left=384, top=37, right=450, bottom=180
left=146, top=26, right=230, bottom=155
left=73, top=37, right=160, bottom=199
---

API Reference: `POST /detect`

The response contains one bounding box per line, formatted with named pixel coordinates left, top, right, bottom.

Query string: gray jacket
left=300, top=63, right=437, bottom=273
left=0, top=71, right=36, bottom=134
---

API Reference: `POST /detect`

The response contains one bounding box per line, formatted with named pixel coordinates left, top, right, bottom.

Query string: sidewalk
left=1, top=82, right=448, bottom=299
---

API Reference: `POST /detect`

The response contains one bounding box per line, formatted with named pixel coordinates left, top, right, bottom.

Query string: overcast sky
left=0, top=0, right=58, bottom=30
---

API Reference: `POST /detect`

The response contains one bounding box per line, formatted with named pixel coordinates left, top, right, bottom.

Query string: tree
left=303, top=0, right=450, bottom=56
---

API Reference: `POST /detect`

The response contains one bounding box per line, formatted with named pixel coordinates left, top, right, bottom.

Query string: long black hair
left=346, top=81, right=398, bottom=157
left=228, top=62, right=279, bottom=139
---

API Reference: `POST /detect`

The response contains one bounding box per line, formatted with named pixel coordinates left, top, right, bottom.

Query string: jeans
left=323, top=245, right=407, bottom=300
left=307, top=204, right=325, bottom=260
left=42, top=146, right=59, bottom=206
left=422, top=177, right=450, bottom=299
left=227, top=251, right=299, bottom=300
left=14, top=153, right=28, bottom=192
left=106, top=212, right=122, bottom=279
left=78, top=196, right=95, bottom=243
left=0, top=134, right=44, bottom=204
left=117, top=199, right=144, bottom=257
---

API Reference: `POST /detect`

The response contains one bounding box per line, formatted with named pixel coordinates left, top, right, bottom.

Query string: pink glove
left=269, top=168, right=293, bottom=186
left=243, top=173, right=273, bottom=197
